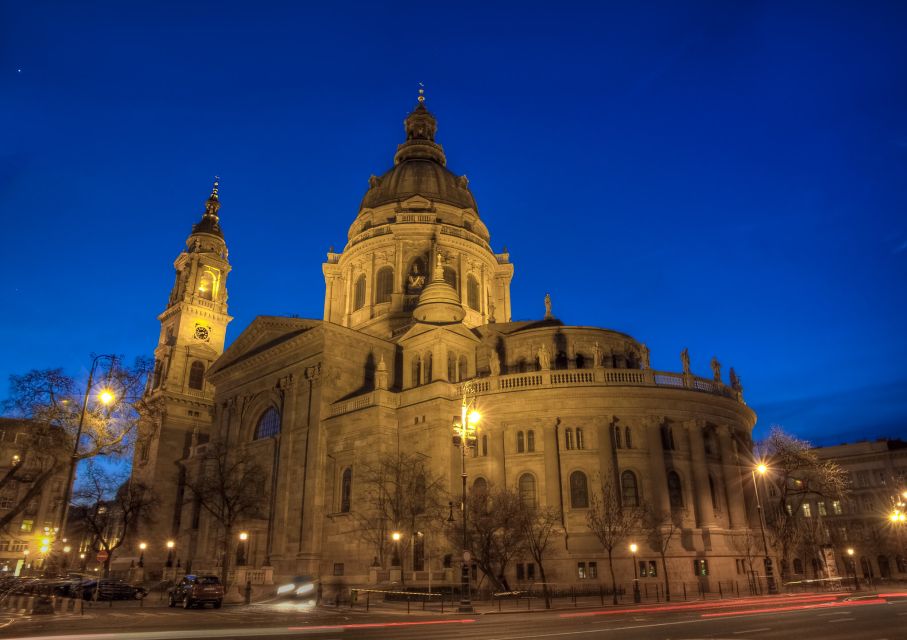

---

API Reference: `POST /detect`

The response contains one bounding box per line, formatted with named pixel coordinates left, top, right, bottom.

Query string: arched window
left=661, top=424, right=676, bottom=451
left=443, top=266, right=458, bottom=290
left=709, top=475, right=719, bottom=511
left=703, top=427, right=717, bottom=456
left=614, top=426, right=621, bottom=449
left=424, top=351, right=432, bottom=382
left=254, top=407, right=281, bottom=440
left=466, top=275, right=480, bottom=310
left=482, top=434, right=488, bottom=456
left=517, top=431, right=525, bottom=453
left=527, top=430, right=536, bottom=452
left=565, top=428, right=574, bottom=450
left=878, top=555, right=891, bottom=578
left=667, top=471, right=684, bottom=509
left=412, top=356, right=422, bottom=387
left=353, top=274, right=366, bottom=310
left=473, top=477, right=488, bottom=495
left=575, top=428, right=584, bottom=450
left=340, top=467, right=352, bottom=513
left=375, top=267, right=393, bottom=304
left=621, top=470, right=639, bottom=507
left=448, top=352, right=457, bottom=382
left=197, top=270, right=216, bottom=301
left=570, top=471, right=589, bottom=508
left=152, top=360, right=163, bottom=388
left=625, top=427, right=632, bottom=449
left=518, top=473, right=537, bottom=508
left=188, top=361, right=205, bottom=390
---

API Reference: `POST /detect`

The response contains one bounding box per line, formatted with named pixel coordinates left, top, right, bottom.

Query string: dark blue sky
left=2, top=1, right=906, bottom=446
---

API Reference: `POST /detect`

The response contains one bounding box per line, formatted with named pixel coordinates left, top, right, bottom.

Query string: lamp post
left=58, top=354, right=118, bottom=542
left=630, top=543, right=641, bottom=603
left=452, top=380, right=479, bottom=613
left=138, top=542, right=147, bottom=568
left=166, top=540, right=175, bottom=568
left=846, top=547, right=858, bottom=590
left=391, top=531, right=402, bottom=568
left=238, top=531, right=249, bottom=566
left=752, top=463, right=777, bottom=594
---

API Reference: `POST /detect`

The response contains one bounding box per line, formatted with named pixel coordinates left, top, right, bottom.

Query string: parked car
left=80, top=579, right=147, bottom=601
left=168, top=575, right=224, bottom=609
left=275, top=575, right=318, bottom=603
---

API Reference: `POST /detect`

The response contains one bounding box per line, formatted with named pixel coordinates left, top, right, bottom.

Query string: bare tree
left=352, top=452, right=447, bottom=572
left=183, top=440, right=267, bottom=585
left=71, top=462, right=157, bottom=577
left=731, top=530, right=763, bottom=593
left=586, top=477, right=643, bottom=604
left=455, top=485, right=526, bottom=592
left=0, top=359, right=150, bottom=532
left=643, top=506, right=683, bottom=601
left=518, top=505, right=561, bottom=608
left=756, top=427, right=849, bottom=579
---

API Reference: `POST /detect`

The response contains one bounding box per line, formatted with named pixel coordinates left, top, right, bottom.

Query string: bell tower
left=132, top=181, right=233, bottom=569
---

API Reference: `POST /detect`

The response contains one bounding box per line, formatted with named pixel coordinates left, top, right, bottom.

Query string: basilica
left=132, top=95, right=760, bottom=598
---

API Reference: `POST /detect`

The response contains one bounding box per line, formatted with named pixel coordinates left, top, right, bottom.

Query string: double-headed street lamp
left=452, top=380, right=480, bottom=614
left=629, top=543, right=641, bottom=603
left=752, top=462, right=777, bottom=594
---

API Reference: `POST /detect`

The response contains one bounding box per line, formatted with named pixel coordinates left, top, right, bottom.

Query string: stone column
left=645, top=416, right=671, bottom=515
left=267, top=374, right=299, bottom=566
left=717, top=426, right=747, bottom=529
left=296, top=365, right=324, bottom=575
left=686, top=419, right=715, bottom=528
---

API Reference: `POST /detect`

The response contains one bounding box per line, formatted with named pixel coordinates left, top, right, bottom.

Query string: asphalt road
left=3, top=592, right=906, bottom=640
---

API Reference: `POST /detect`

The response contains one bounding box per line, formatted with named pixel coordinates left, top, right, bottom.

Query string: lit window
left=818, top=502, right=827, bottom=517
left=588, top=562, right=597, bottom=578
left=577, top=562, right=586, bottom=579
left=832, top=500, right=843, bottom=515
left=694, top=559, right=709, bottom=576
left=802, top=503, right=812, bottom=518
left=20, top=519, right=33, bottom=533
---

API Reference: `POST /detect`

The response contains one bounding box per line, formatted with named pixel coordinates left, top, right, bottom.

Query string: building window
left=448, top=353, right=457, bottom=382
left=527, top=430, right=536, bottom=452
left=254, top=407, right=281, bottom=440
left=197, top=269, right=217, bottom=301
left=517, top=563, right=524, bottom=581
left=625, top=427, right=632, bottom=449
left=340, top=468, right=352, bottom=513
left=793, top=558, right=804, bottom=574
left=424, top=351, right=432, bottom=382
left=647, top=560, right=657, bottom=577
left=188, top=361, right=205, bottom=390
left=818, top=501, right=827, bottom=517
left=412, top=356, right=422, bottom=387
left=482, top=435, right=488, bottom=456
left=518, top=473, right=537, bottom=509
left=621, top=470, right=640, bottom=507
left=565, top=428, right=574, bottom=450
left=576, top=428, right=584, bottom=450
left=466, top=275, right=480, bottom=310
left=333, top=563, right=345, bottom=576
left=694, top=559, right=709, bottom=576
left=667, top=471, right=684, bottom=509
left=661, top=424, right=676, bottom=450
left=353, top=274, right=366, bottom=310
left=614, top=426, right=621, bottom=449
left=577, top=562, right=587, bottom=579
left=458, top=355, right=468, bottom=379
left=570, top=471, right=589, bottom=508
left=375, top=267, right=393, bottom=304
left=517, top=431, right=525, bottom=453
left=832, top=500, right=843, bottom=515
left=443, top=266, right=458, bottom=290
left=708, top=475, right=719, bottom=511
left=473, top=477, right=488, bottom=495
left=802, top=503, right=812, bottom=518
left=20, top=519, right=33, bottom=533
left=587, top=561, right=597, bottom=578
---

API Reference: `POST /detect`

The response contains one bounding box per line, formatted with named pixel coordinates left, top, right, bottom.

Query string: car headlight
left=276, top=583, right=295, bottom=595
left=295, top=583, right=314, bottom=595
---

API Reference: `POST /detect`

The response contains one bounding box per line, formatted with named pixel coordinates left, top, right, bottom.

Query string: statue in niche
left=488, top=348, right=501, bottom=376
left=680, top=348, right=691, bottom=374
left=592, top=342, right=603, bottom=367
left=406, top=258, right=426, bottom=293
left=544, top=293, right=552, bottom=319
left=710, top=356, right=721, bottom=382
left=537, top=343, right=551, bottom=370
left=640, top=343, right=651, bottom=369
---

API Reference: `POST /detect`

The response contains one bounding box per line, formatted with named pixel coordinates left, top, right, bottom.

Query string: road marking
left=733, top=629, right=771, bottom=635
left=828, top=617, right=855, bottom=622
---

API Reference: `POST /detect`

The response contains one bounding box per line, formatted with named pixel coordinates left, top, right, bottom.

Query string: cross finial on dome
left=418, top=82, right=425, bottom=104
left=210, top=176, right=220, bottom=200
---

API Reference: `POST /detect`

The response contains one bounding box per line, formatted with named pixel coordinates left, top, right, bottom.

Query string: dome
left=412, top=253, right=466, bottom=324
left=360, top=159, right=477, bottom=210
left=359, top=99, right=478, bottom=211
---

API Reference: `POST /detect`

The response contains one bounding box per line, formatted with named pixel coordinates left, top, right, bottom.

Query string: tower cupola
left=191, top=180, right=224, bottom=239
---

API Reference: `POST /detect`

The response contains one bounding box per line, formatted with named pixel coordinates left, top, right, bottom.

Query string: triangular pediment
left=397, top=321, right=481, bottom=347
left=209, top=316, right=321, bottom=377
left=400, top=195, right=433, bottom=211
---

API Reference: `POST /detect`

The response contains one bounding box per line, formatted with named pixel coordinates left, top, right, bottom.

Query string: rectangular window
left=333, top=563, right=344, bottom=576
left=786, top=504, right=793, bottom=516
left=639, top=561, right=648, bottom=578
left=577, top=562, right=586, bottom=579
left=818, top=501, right=827, bottom=517
left=648, top=561, right=657, bottom=577
left=588, top=562, right=597, bottom=579
left=802, top=503, right=812, bottom=517
left=832, top=500, right=843, bottom=515
left=694, top=559, right=709, bottom=576
left=517, top=563, right=525, bottom=581
left=527, top=563, right=536, bottom=580
left=20, top=519, right=33, bottom=533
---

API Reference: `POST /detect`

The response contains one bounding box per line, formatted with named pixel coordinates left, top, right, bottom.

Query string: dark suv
left=169, top=575, right=224, bottom=609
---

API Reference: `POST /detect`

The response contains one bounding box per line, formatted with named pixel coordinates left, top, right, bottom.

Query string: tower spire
left=191, top=177, right=224, bottom=238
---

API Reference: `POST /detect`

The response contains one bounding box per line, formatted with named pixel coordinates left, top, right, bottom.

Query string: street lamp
left=138, top=542, right=147, bottom=568
left=238, top=531, right=249, bottom=566
left=166, top=540, right=175, bottom=568
left=752, top=462, right=777, bottom=594
left=391, top=531, right=402, bottom=567
left=452, top=380, right=480, bottom=613
left=630, top=543, right=641, bottom=603
left=58, top=354, right=118, bottom=541
left=846, top=547, right=859, bottom=590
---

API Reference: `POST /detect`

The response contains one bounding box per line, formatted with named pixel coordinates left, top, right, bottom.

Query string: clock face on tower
left=194, top=325, right=210, bottom=342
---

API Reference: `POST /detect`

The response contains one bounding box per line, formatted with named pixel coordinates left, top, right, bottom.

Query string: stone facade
left=136, top=99, right=764, bottom=596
